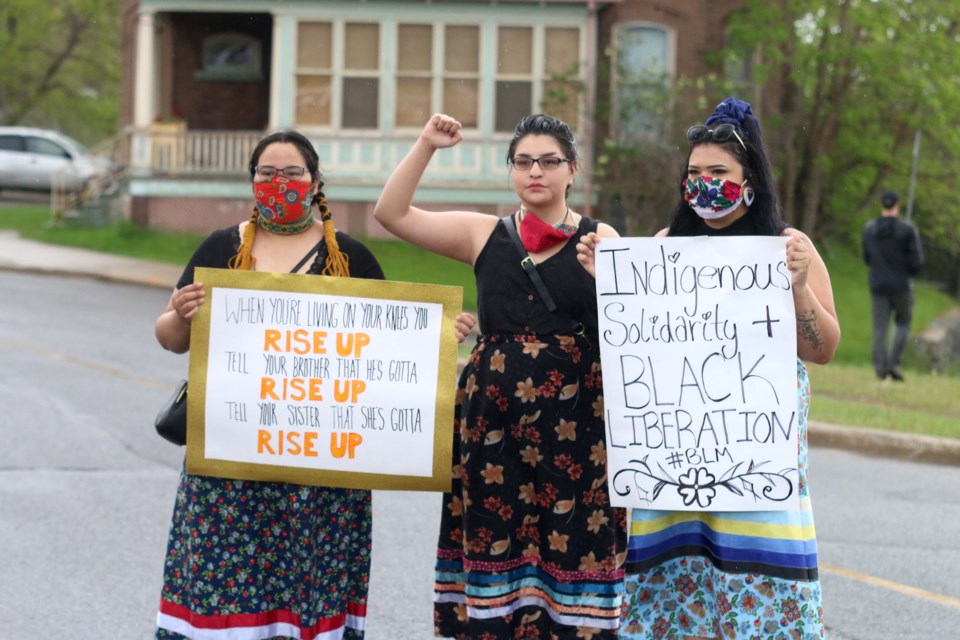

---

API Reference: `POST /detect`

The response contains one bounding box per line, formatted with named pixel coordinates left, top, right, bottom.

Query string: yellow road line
left=821, top=562, right=960, bottom=609
left=0, top=337, right=170, bottom=389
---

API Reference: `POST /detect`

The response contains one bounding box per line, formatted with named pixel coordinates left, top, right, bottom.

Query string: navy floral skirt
left=156, top=467, right=371, bottom=639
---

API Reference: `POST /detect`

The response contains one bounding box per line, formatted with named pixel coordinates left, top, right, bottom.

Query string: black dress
left=157, top=225, right=384, bottom=640
left=434, top=216, right=627, bottom=639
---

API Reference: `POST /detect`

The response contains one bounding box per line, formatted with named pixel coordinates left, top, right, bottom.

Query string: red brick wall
left=133, top=196, right=251, bottom=234
left=167, top=13, right=271, bottom=131
left=131, top=196, right=417, bottom=238
left=120, top=6, right=271, bottom=130
left=596, top=0, right=751, bottom=134
left=600, top=0, right=745, bottom=78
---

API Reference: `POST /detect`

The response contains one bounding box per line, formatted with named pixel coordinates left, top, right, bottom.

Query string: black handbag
left=155, top=378, right=188, bottom=446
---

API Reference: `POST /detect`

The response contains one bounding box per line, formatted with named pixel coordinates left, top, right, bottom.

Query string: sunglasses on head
left=686, top=124, right=747, bottom=152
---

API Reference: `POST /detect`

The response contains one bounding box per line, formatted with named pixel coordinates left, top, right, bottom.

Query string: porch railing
left=146, top=128, right=263, bottom=176
left=128, top=128, right=512, bottom=182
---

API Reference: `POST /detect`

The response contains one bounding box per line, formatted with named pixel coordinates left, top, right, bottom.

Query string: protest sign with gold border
left=184, top=267, right=462, bottom=492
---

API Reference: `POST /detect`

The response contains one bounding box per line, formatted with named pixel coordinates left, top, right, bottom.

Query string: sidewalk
left=0, top=230, right=182, bottom=289
left=2, top=229, right=958, bottom=466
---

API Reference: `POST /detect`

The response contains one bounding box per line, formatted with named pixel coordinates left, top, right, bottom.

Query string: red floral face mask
left=253, top=177, right=313, bottom=224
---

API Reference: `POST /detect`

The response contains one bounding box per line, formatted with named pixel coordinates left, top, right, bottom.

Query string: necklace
left=548, top=208, right=569, bottom=227
left=521, top=206, right=569, bottom=228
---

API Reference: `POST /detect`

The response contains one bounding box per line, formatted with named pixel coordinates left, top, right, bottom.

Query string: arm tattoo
left=797, top=309, right=824, bottom=352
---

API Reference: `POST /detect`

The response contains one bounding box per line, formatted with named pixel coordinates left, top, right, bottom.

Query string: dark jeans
left=870, top=290, right=914, bottom=375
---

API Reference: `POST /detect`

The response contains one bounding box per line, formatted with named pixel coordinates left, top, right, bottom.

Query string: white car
left=0, top=127, right=114, bottom=193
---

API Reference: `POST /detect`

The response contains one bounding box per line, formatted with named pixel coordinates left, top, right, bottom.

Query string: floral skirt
left=156, top=466, right=371, bottom=640
left=434, top=333, right=627, bottom=639
left=618, top=361, right=824, bottom=640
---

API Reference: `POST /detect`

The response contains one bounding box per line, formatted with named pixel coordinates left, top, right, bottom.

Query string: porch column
left=133, top=11, right=157, bottom=128
left=131, top=10, right=157, bottom=173
left=268, top=14, right=283, bottom=129
left=581, top=0, right=598, bottom=218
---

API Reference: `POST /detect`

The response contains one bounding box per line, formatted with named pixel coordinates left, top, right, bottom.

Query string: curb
left=0, top=231, right=181, bottom=291
left=809, top=421, right=960, bottom=467
left=0, top=264, right=177, bottom=290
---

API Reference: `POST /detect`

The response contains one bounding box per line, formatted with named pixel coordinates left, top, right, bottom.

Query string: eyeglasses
left=509, top=156, right=572, bottom=171
left=254, top=165, right=308, bottom=180
left=686, top=124, right=747, bottom=152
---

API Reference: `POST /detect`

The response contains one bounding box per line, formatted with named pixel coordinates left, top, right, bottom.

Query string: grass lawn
left=0, top=204, right=478, bottom=309
left=807, top=362, right=960, bottom=439
left=817, top=243, right=957, bottom=367
left=3, top=204, right=958, bottom=439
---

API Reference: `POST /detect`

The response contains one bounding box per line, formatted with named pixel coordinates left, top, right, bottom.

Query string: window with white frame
left=343, top=23, right=380, bottom=129
left=296, top=21, right=380, bottom=129
left=542, top=27, right=582, bottom=129
left=296, top=22, right=332, bottom=126
left=615, top=23, right=672, bottom=141
left=723, top=22, right=756, bottom=97
left=495, top=25, right=582, bottom=132
left=296, top=18, right=582, bottom=132
left=442, top=25, right=481, bottom=128
left=396, top=24, right=434, bottom=127
left=394, top=23, right=482, bottom=128
left=495, top=26, right=533, bottom=132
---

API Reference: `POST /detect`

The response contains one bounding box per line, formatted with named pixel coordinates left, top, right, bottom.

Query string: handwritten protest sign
left=596, top=237, right=799, bottom=511
left=185, top=267, right=462, bottom=492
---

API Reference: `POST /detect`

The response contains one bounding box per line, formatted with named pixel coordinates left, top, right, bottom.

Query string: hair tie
left=314, top=188, right=350, bottom=277
left=229, top=208, right=259, bottom=271
left=705, top=97, right=756, bottom=135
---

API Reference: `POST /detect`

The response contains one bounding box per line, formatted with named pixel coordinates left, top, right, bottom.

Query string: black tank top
left=474, top=215, right=600, bottom=341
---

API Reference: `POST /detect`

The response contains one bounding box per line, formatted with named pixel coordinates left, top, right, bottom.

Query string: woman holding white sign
left=578, top=97, right=840, bottom=640
left=153, top=131, right=385, bottom=639
left=375, top=114, right=627, bottom=638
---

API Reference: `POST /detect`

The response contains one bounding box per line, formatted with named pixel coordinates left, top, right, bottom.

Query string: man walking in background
left=862, top=191, right=924, bottom=381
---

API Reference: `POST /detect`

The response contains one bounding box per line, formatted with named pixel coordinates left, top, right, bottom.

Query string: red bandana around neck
left=518, top=209, right=577, bottom=253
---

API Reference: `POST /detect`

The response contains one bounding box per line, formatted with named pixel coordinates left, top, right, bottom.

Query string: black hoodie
left=862, top=216, right=924, bottom=294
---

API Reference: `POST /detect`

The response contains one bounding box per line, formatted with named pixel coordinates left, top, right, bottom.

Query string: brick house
left=119, top=0, right=752, bottom=235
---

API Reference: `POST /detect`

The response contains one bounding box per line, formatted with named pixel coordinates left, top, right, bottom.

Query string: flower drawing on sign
left=611, top=456, right=796, bottom=508
left=677, top=467, right=716, bottom=507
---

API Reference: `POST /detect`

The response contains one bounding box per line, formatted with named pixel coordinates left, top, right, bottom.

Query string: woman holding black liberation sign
left=578, top=98, right=840, bottom=640
left=152, top=130, right=386, bottom=639
left=375, top=113, right=627, bottom=638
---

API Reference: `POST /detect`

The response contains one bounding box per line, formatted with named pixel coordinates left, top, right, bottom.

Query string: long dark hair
left=248, top=130, right=321, bottom=185
left=667, top=103, right=786, bottom=237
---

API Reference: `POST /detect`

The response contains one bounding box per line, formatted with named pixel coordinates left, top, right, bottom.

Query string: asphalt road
left=0, top=270, right=958, bottom=639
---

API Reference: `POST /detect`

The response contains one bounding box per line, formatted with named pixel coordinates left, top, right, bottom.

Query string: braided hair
left=230, top=130, right=350, bottom=277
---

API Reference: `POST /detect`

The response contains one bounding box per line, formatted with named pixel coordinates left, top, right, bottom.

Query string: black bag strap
left=291, top=239, right=326, bottom=274
left=502, top=213, right=558, bottom=313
